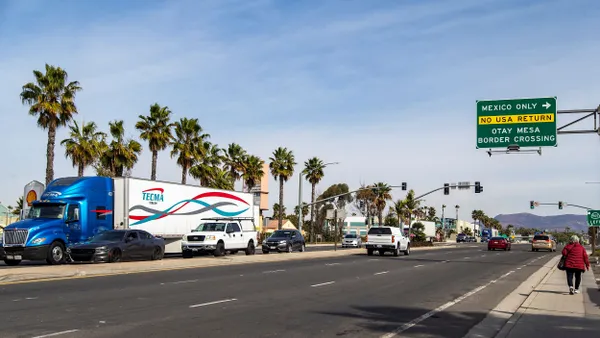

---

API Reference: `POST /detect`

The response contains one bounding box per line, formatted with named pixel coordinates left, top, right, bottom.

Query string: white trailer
left=112, top=177, right=258, bottom=254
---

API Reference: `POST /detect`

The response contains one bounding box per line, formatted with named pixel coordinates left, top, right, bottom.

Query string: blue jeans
left=566, top=268, right=582, bottom=289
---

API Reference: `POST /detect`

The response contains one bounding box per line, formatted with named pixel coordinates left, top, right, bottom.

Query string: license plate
left=270, top=246, right=276, bottom=249
left=191, top=248, right=198, bottom=252
left=7, top=255, right=22, bottom=260
left=377, top=245, right=382, bottom=248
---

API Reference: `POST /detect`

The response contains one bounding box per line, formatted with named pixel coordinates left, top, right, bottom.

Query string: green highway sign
left=476, top=97, right=557, bottom=149
left=587, top=210, right=600, bottom=227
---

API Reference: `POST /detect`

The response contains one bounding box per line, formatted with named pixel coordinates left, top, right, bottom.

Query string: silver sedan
left=341, top=234, right=362, bottom=248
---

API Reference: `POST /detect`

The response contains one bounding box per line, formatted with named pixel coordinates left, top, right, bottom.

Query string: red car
left=488, top=237, right=511, bottom=251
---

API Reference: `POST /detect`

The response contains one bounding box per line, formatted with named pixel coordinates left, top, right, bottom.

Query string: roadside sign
left=586, top=210, right=600, bottom=227
left=476, top=97, right=557, bottom=149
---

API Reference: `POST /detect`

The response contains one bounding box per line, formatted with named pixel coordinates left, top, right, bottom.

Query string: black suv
left=262, top=229, right=306, bottom=253
left=456, top=233, right=467, bottom=243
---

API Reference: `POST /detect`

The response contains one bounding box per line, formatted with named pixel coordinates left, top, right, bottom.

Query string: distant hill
left=494, top=213, right=587, bottom=232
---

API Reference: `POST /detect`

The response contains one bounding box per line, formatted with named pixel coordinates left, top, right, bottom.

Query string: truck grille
left=187, top=235, right=205, bottom=242
left=3, top=229, right=28, bottom=245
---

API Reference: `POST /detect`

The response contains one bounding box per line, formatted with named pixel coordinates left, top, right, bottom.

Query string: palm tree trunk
left=278, top=177, right=284, bottom=230
left=151, top=150, right=158, bottom=181
left=378, top=211, right=383, bottom=227
left=310, top=183, right=316, bottom=242
left=181, top=164, right=188, bottom=184
left=45, top=125, right=57, bottom=185
left=78, top=163, right=84, bottom=177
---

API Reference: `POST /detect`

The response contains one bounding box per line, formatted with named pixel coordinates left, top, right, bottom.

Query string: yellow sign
left=26, top=190, right=37, bottom=206
left=478, top=113, right=554, bottom=125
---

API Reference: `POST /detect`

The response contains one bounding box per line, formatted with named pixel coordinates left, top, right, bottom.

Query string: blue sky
left=1, top=0, right=600, bottom=220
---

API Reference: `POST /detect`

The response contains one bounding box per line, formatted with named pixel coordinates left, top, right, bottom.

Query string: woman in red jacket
left=562, top=235, right=590, bottom=294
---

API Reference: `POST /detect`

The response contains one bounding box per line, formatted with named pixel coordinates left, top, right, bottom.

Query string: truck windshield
left=28, top=203, right=65, bottom=219
left=195, top=223, right=226, bottom=232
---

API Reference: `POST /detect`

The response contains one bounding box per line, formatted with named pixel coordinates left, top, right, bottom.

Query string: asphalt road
left=0, top=243, right=557, bottom=338
left=0, top=243, right=347, bottom=268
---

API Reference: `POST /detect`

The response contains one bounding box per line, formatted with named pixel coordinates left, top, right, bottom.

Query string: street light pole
left=441, top=204, right=446, bottom=241
left=297, top=162, right=339, bottom=236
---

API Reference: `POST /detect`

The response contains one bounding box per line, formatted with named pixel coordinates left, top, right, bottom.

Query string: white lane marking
left=414, top=265, right=424, bottom=268
left=368, top=258, right=379, bottom=261
left=311, top=281, right=335, bottom=287
left=189, top=298, right=238, bottom=308
left=463, top=257, right=471, bottom=259
left=32, top=330, right=80, bottom=338
left=440, top=260, right=448, bottom=263
left=325, top=263, right=341, bottom=266
left=262, top=269, right=286, bottom=273
left=380, top=270, right=517, bottom=338
left=517, top=267, right=522, bottom=270
left=160, top=279, right=198, bottom=285
left=374, top=271, right=389, bottom=275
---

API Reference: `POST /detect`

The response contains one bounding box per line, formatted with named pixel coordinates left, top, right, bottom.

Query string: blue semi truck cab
left=0, top=177, right=114, bottom=265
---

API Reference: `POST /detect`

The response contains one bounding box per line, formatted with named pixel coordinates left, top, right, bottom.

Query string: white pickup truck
left=181, top=217, right=257, bottom=258
left=365, top=226, right=410, bottom=256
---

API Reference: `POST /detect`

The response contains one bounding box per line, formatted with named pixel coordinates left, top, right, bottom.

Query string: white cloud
left=1, top=0, right=600, bottom=222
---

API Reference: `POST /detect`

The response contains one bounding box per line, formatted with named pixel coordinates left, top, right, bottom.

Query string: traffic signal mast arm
left=415, top=182, right=483, bottom=201
left=532, top=201, right=593, bottom=210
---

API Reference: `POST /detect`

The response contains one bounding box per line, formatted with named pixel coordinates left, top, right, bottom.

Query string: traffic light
left=444, top=183, right=450, bottom=195
left=475, top=181, right=481, bottom=193
left=558, top=201, right=563, bottom=209
left=401, top=182, right=407, bottom=191
left=530, top=201, right=535, bottom=209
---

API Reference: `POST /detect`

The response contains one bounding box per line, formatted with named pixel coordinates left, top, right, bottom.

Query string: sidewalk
left=495, top=255, right=600, bottom=338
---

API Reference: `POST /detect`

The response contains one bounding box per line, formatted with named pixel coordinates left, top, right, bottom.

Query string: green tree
left=384, top=213, right=399, bottom=226
left=242, top=155, right=265, bottom=192
left=12, top=197, right=23, bottom=216
left=269, top=147, right=296, bottom=230
left=372, top=182, right=392, bottom=227
left=223, top=143, right=247, bottom=189
left=61, top=120, right=106, bottom=176
left=207, top=168, right=234, bottom=190
left=190, top=142, right=223, bottom=187
left=99, top=120, right=142, bottom=177
left=302, top=157, right=326, bottom=240
left=20, top=64, right=82, bottom=185
left=294, top=202, right=309, bottom=220
left=272, top=203, right=286, bottom=219
left=411, top=222, right=427, bottom=242
left=171, top=118, right=209, bottom=184
left=426, top=206, right=437, bottom=221
left=355, top=183, right=376, bottom=222
left=135, top=103, right=174, bottom=181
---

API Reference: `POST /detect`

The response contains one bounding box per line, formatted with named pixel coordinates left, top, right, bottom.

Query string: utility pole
left=441, top=204, right=446, bottom=240
left=334, top=208, right=338, bottom=252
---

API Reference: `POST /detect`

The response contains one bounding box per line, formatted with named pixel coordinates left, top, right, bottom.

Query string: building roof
left=265, top=219, right=297, bottom=230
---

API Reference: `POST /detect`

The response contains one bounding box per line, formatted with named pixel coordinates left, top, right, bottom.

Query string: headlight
left=279, top=240, right=286, bottom=244
left=31, top=238, right=46, bottom=245
left=182, top=234, right=187, bottom=241
left=205, top=235, right=216, bottom=241
left=95, top=246, right=108, bottom=253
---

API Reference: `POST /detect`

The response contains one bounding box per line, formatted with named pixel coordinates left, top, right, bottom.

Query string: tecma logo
left=142, top=188, right=164, bottom=204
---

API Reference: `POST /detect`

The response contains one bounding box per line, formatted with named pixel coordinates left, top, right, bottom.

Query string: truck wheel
left=3, top=259, right=21, bottom=266
left=393, top=245, right=400, bottom=257
left=367, top=249, right=373, bottom=256
left=404, top=244, right=410, bottom=256
left=46, top=241, right=66, bottom=265
left=245, top=241, right=255, bottom=255
left=214, top=242, right=225, bottom=257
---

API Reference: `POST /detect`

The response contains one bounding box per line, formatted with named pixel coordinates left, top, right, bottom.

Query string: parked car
left=68, top=229, right=165, bottom=263
left=262, top=229, right=305, bottom=253
left=342, top=233, right=362, bottom=248
left=181, top=218, right=257, bottom=258
left=487, top=236, right=511, bottom=251
left=365, top=226, right=410, bottom=256
left=466, top=236, right=477, bottom=242
left=531, top=234, right=557, bottom=252
left=456, top=233, right=467, bottom=243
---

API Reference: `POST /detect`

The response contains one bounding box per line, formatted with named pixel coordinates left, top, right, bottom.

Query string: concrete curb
left=462, top=254, right=561, bottom=338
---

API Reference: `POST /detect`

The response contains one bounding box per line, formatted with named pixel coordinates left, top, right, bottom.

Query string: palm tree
left=372, top=182, right=392, bottom=226
left=242, top=155, right=265, bottom=192
left=391, top=199, right=406, bottom=227
left=61, top=121, right=106, bottom=176
left=356, top=184, right=376, bottom=224
left=302, top=157, right=326, bottom=240
left=190, top=142, right=223, bottom=186
left=207, top=168, right=234, bottom=190
left=171, top=118, right=209, bottom=184
left=273, top=203, right=286, bottom=218
left=135, top=103, right=174, bottom=181
left=294, top=203, right=309, bottom=220
left=100, top=120, right=142, bottom=177
left=223, top=143, right=247, bottom=189
left=20, top=64, right=82, bottom=185
left=269, top=147, right=296, bottom=230
left=12, top=197, right=23, bottom=216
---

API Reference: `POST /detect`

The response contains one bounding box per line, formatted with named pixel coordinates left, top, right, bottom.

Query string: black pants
left=566, top=268, right=582, bottom=289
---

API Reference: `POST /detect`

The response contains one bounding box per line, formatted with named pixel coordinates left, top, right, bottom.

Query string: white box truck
left=113, top=177, right=258, bottom=254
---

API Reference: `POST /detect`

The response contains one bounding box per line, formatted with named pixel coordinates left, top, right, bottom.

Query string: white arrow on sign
left=542, top=102, right=551, bottom=109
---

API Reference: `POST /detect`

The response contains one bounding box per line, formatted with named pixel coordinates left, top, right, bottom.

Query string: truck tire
left=404, top=244, right=410, bottom=256
left=3, top=259, right=21, bottom=266
left=245, top=241, right=255, bottom=255
left=182, top=249, right=194, bottom=258
left=393, top=245, right=400, bottom=257
left=367, top=249, right=373, bottom=256
left=214, top=241, right=225, bottom=257
left=46, top=241, right=66, bottom=265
